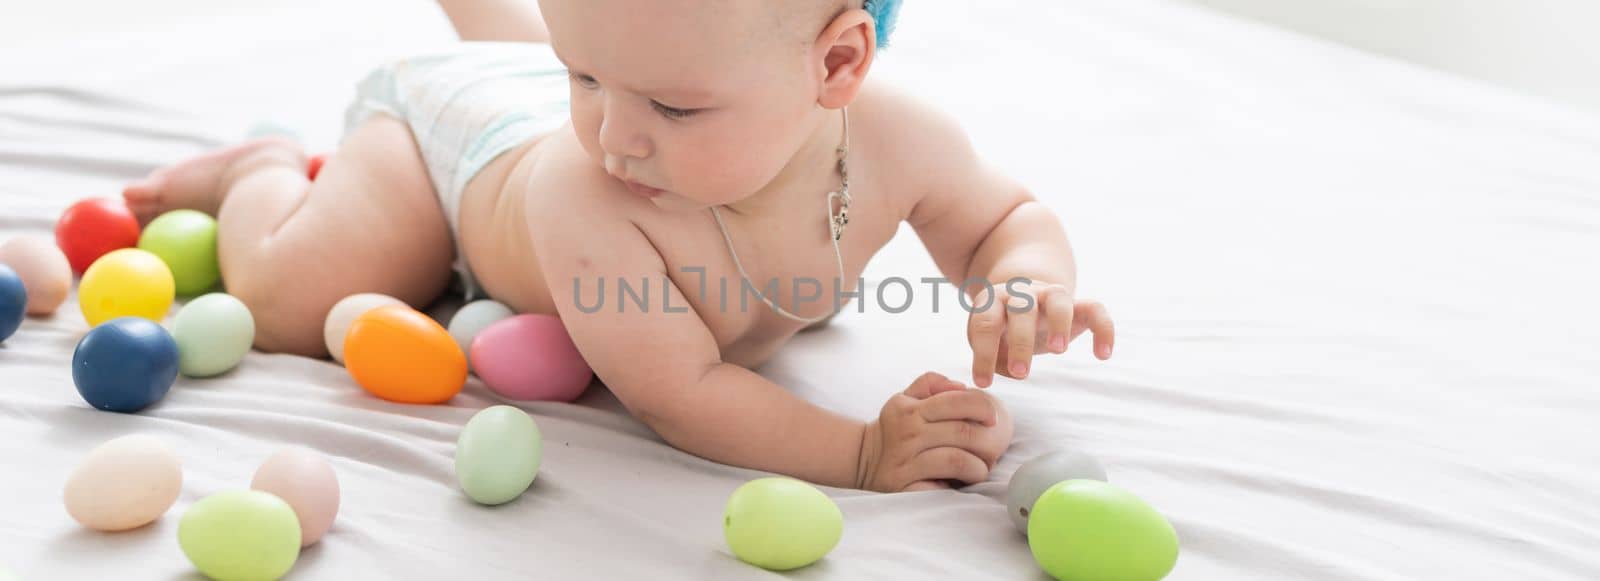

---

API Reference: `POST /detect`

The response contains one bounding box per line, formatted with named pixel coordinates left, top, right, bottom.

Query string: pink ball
left=470, top=314, right=593, bottom=402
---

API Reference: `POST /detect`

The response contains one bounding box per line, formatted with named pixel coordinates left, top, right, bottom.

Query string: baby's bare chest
left=639, top=194, right=903, bottom=368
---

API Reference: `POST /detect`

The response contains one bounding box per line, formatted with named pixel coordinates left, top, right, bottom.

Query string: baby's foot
left=123, top=137, right=302, bottom=224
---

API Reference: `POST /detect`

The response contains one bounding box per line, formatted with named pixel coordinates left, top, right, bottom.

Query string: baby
left=122, top=0, right=1115, bottom=493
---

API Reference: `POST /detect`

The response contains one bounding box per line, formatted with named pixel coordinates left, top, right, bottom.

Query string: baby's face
left=541, top=0, right=831, bottom=210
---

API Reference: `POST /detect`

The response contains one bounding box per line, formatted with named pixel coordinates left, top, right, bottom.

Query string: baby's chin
left=649, top=191, right=711, bottom=213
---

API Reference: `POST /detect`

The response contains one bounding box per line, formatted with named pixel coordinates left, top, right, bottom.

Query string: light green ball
left=723, top=477, right=843, bottom=571
left=0, top=563, right=17, bottom=581
left=178, top=490, right=302, bottom=581
left=455, top=405, right=543, bottom=505
left=1028, top=480, right=1179, bottom=581
left=137, top=210, right=219, bottom=296
left=172, top=293, right=255, bottom=377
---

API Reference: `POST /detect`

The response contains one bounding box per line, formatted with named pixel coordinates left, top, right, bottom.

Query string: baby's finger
left=919, top=390, right=998, bottom=425
left=910, top=447, right=990, bottom=486
left=902, top=371, right=955, bottom=399
left=1071, top=300, right=1115, bottom=359
left=967, top=299, right=1006, bottom=388
left=1004, top=296, right=1036, bottom=379
left=1041, top=286, right=1073, bottom=353
left=917, top=420, right=997, bottom=459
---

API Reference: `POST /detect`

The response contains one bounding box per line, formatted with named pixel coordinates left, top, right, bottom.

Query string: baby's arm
left=527, top=167, right=867, bottom=488
left=527, top=152, right=1006, bottom=491
left=897, top=97, right=1113, bottom=385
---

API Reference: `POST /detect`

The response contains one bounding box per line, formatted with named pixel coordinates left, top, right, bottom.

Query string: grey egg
left=1005, top=449, right=1108, bottom=534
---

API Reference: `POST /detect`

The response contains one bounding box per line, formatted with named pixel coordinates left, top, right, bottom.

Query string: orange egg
left=342, top=305, right=466, bottom=404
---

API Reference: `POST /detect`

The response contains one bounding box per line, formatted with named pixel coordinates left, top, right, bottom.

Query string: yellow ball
left=80, top=248, right=175, bottom=326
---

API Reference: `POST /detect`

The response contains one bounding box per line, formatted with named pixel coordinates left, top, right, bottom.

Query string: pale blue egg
left=171, top=293, right=255, bottom=377
left=447, top=300, right=514, bottom=361
left=455, top=405, right=543, bottom=505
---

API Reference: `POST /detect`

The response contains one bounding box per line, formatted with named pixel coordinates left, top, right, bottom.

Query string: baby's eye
left=569, top=73, right=599, bottom=90
left=651, top=100, right=699, bottom=120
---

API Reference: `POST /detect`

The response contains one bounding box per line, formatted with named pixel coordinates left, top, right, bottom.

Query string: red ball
left=56, top=198, right=141, bottom=275
left=307, top=153, right=330, bottom=181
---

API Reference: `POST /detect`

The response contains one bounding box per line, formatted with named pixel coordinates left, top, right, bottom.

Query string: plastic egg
left=79, top=248, right=175, bottom=326
left=446, top=299, right=513, bottom=358
left=55, top=197, right=141, bottom=275
left=723, top=477, right=843, bottom=571
left=470, top=314, right=593, bottom=402
left=343, top=305, right=466, bottom=404
left=322, top=293, right=403, bottom=363
left=306, top=152, right=329, bottom=181
left=455, top=405, right=543, bottom=505
left=72, top=317, right=180, bottom=413
left=251, top=447, right=340, bottom=547
left=178, top=490, right=301, bottom=581
left=1007, top=450, right=1109, bottom=534
left=0, top=265, right=22, bottom=342
left=171, top=293, right=255, bottom=377
left=1028, top=480, right=1179, bottom=581
left=63, top=435, right=182, bottom=531
left=137, top=209, right=219, bottom=296
left=0, top=236, right=72, bottom=316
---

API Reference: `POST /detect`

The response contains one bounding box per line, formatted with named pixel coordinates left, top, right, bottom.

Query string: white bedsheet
left=2, top=0, right=1598, bottom=579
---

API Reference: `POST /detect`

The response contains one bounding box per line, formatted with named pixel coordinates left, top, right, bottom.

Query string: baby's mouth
left=623, top=179, right=664, bottom=198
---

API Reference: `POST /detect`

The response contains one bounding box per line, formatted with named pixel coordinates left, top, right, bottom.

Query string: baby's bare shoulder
left=852, top=82, right=987, bottom=215
left=520, top=131, right=668, bottom=269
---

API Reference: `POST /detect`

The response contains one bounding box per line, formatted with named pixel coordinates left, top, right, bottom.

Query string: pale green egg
left=178, top=490, right=301, bottom=581
left=455, top=405, right=543, bottom=505
left=723, top=477, right=843, bottom=571
left=171, top=293, right=255, bottom=377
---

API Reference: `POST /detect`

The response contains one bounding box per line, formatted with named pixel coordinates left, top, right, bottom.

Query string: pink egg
left=0, top=236, right=72, bottom=316
left=470, top=314, right=594, bottom=402
left=251, top=447, right=340, bottom=547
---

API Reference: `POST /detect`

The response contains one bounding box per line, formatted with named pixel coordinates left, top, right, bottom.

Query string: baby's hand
left=967, top=281, right=1116, bottom=387
left=857, top=372, right=1013, bottom=492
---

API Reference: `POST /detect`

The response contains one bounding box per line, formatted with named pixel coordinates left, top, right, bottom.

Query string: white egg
left=323, top=293, right=403, bottom=363
left=63, top=435, right=183, bottom=531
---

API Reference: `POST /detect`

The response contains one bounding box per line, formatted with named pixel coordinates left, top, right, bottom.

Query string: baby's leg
left=124, top=116, right=454, bottom=356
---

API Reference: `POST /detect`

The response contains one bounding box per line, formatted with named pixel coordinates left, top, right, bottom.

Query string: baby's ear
left=814, top=8, right=876, bottom=109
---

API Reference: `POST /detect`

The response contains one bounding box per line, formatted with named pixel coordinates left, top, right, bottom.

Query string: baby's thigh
left=255, top=116, right=454, bottom=353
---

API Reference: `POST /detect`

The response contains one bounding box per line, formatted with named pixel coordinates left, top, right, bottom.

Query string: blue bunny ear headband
left=863, top=0, right=904, bottom=48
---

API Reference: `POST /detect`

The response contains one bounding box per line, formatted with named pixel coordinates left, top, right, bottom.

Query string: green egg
left=137, top=210, right=219, bottom=296
left=723, top=477, right=843, bottom=571
left=172, top=293, right=255, bottom=377
left=0, top=563, right=17, bottom=581
left=178, top=490, right=302, bottom=581
left=455, top=405, right=543, bottom=505
left=1028, top=480, right=1179, bottom=581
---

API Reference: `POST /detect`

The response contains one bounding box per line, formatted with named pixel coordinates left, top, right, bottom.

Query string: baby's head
left=539, top=0, right=901, bottom=211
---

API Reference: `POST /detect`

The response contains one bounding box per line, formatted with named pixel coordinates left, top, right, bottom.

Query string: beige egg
left=0, top=236, right=72, bottom=316
left=323, top=293, right=403, bottom=363
left=63, top=435, right=183, bottom=532
left=251, top=447, right=340, bottom=546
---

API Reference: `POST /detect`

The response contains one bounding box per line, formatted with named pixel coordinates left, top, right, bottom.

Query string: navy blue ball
left=0, top=264, right=25, bottom=342
left=72, top=317, right=180, bottom=413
